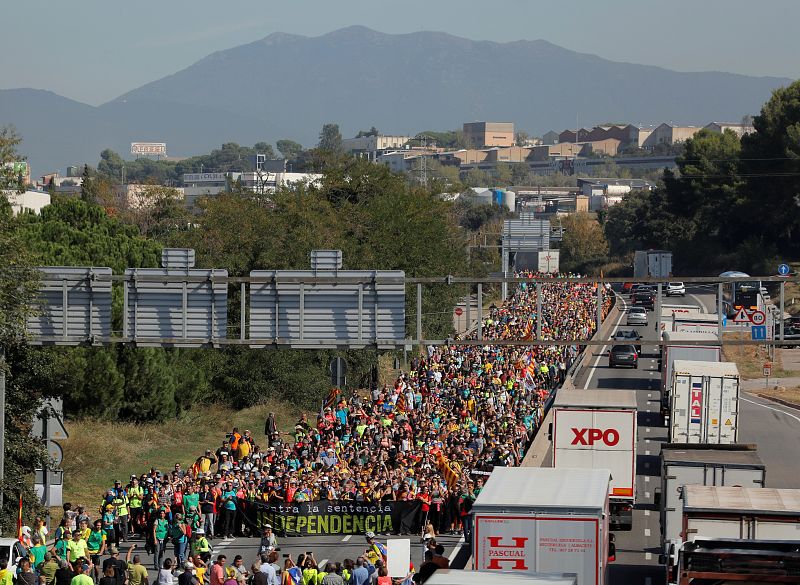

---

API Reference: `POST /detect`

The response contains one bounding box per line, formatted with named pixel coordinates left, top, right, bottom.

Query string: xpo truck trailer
left=666, top=485, right=800, bottom=584
left=551, top=390, right=637, bottom=530
left=659, top=332, right=721, bottom=424
left=472, top=467, right=612, bottom=585
left=669, top=360, right=740, bottom=444
left=658, top=444, right=766, bottom=571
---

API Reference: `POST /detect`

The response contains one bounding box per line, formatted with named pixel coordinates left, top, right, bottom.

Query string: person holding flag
left=364, top=532, right=387, bottom=565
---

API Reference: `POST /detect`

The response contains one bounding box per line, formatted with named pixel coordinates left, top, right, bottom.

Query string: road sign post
left=763, top=362, right=772, bottom=388
left=749, top=310, right=766, bottom=326
left=751, top=325, right=767, bottom=340
left=329, top=357, right=347, bottom=389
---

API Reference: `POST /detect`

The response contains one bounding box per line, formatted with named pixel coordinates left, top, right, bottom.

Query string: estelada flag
left=323, top=387, right=341, bottom=411
left=396, top=392, right=407, bottom=412
left=435, top=451, right=460, bottom=490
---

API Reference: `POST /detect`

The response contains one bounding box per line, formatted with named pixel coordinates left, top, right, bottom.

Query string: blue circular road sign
left=778, top=263, right=791, bottom=276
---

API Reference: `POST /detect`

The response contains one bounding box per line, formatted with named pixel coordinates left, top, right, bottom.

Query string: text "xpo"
left=571, top=427, right=620, bottom=446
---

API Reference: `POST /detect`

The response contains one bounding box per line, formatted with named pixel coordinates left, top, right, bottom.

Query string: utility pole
left=0, top=346, right=5, bottom=527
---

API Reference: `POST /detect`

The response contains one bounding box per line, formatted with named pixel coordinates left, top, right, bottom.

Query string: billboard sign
left=131, top=142, right=167, bottom=156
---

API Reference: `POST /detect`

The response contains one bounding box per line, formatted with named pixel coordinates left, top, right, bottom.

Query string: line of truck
left=465, top=299, right=800, bottom=584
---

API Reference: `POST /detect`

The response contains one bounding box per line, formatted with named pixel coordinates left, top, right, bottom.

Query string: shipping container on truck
left=670, top=313, right=721, bottom=335
left=472, top=467, right=612, bottom=585
left=665, top=485, right=800, bottom=584
left=658, top=444, right=766, bottom=572
left=551, top=390, right=637, bottom=531
left=633, top=250, right=672, bottom=279
left=659, top=333, right=721, bottom=423
left=669, top=361, right=740, bottom=444
left=425, top=570, right=577, bottom=585
left=671, top=538, right=800, bottom=585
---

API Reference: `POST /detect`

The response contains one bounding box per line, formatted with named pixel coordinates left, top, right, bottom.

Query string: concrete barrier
left=521, top=297, right=624, bottom=468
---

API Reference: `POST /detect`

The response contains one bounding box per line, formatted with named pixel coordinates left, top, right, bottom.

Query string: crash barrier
left=239, top=498, right=423, bottom=537
left=521, top=293, right=619, bottom=468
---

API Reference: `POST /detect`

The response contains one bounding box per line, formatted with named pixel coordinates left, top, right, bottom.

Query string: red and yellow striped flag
left=323, top=387, right=341, bottom=410
left=435, top=451, right=461, bottom=490
left=17, top=494, right=23, bottom=540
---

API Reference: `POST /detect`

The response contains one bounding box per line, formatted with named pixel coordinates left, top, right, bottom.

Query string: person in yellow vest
left=191, top=528, right=212, bottom=560
left=128, top=478, right=144, bottom=537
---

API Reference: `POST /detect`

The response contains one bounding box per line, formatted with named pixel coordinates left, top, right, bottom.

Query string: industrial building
left=462, top=122, right=515, bottom=148
left=341, top=134, right=412, bottom=161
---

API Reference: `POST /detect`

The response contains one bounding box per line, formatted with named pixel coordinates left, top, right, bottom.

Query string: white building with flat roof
left=4, top=190, right=51, bottom=215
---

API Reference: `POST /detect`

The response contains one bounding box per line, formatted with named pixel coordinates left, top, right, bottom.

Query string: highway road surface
left=570, top=286, right=800, bottom=585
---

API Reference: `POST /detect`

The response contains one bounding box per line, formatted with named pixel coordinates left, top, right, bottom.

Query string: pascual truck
left=669, top=360, right=741, bottom=444
left=658, top=444, right=766, bottom=573
left=666, top=485, right=800, bottom=584
left=472, top=467, right=613, bottom=585
left=551, top=390, right=637, bottom=530
left=659, top=332, right=721, bottom=424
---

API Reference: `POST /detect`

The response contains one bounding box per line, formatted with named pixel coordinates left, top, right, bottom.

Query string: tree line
left=602, top=80, right=800, bottom=274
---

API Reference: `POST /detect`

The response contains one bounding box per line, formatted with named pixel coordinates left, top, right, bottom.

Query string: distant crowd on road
left=18, top=273, right=608, bottom=585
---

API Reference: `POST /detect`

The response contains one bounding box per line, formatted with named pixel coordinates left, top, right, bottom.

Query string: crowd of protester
left=14, top=274, right=609, bottom=585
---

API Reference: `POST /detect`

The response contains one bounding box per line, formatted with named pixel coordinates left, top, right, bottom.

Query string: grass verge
left=722, top=332, right=793, bottom=379
left=756, top=387, right=800, bottom=408
left=61, top=400, right=305, bottom=509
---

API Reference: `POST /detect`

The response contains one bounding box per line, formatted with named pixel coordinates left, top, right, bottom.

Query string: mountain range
left=1, top=25, right=793, bottom=175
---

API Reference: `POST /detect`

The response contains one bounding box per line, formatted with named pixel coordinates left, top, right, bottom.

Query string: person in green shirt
left=86, top=519, right=107, bottom=580
left=29, top=535, right=47, bottom=567
left=152, top=509, right=170, bottom=571
left=70, top=563, right=93, bottom=585
left=128, top=556, right=149, bottom=585
left=182, top=485, right=199, bottom=515
left=39, top=553, right=59, bottom=585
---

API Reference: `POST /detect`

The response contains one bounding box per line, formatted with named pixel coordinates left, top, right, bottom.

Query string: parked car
left=613, top=329, right=642, bottom=353
left=634, top=290, right=656, bottom=310
left=666, top=282, right=686, bottom=296
left=609, top=344, right=638, bottom=369
left=626, top=307, right=648, bottom=326
left=777, top=325, right=800, bottom=349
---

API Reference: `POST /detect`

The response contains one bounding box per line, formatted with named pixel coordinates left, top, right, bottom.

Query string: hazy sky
left=3, top=0, right=798, bottom=105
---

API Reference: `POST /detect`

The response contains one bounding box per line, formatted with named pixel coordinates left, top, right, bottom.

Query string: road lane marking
left=342, top=535, right=352, bottom=542
left=644, top=510, right=650, bottom=516
left=645, top=476, right=650, bottom=483
left=645, top=438, right=650, bottom=443
left=448, top=537, right=465, bottom=563
left=645, top=491, right=651, bottom=498
left=645, top=552, right=652, bottom=561
left=688, top=294, right=710, bottom=313
left=583, top=294, right=627, bottom=390
left=646, top=428, right=651, bottom=433
left=644, top=528, right=651, bottom=537
left=646, top=450, right=650, bottom=455
left=741, top=397, right=800, bottom=423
